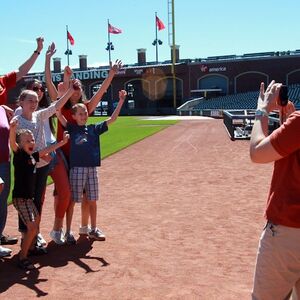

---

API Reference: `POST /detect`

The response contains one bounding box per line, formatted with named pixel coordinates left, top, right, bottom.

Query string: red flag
left=156, top=16, right=165, bottom=31
left=67, top=31, right=75, bottom=45
left=108, top=23, right=122, bottom=34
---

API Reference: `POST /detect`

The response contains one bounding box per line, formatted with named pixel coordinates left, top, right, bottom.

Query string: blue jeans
left=0, top=162, right=11, bottom=238
left=18, top=164, right=50, bottom=232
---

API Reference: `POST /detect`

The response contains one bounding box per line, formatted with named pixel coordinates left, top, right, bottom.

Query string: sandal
left=18, top=258, right=36, bottom=270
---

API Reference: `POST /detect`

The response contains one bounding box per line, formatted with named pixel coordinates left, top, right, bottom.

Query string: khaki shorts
left=252, top=222, right=300, bottom=300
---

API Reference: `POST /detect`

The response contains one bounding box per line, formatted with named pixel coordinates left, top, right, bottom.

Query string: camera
left=279, top=85, right=288, bottom=106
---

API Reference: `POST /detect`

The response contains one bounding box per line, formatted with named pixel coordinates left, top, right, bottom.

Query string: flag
left=108, top=23, right=122, bottom=34
left=67, top=31, right=75, bottom=45
left=156, top=16, right=165, bottom=31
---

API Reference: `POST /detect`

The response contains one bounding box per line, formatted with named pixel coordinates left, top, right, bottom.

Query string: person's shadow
left=0, top=255, right=48, bottom=297
left=38, top=235, right=109, bottom=273
left=0, top=236, right=109, bottom=296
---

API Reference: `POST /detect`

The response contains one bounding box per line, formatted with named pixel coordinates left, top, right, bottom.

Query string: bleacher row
left=193, top=84, right=300, bottom=111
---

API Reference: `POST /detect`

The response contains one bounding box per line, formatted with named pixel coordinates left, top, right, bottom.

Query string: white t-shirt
left=14, top=103, right=57, bottom=168
left=15, top=106, right=56, bottom=144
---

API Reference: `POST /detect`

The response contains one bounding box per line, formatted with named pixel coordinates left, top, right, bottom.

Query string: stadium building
left=8, top=47, right=300, bottom=116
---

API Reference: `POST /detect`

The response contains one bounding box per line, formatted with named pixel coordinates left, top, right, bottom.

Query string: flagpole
left=66, top=25, right=70, bottom=66
left=155, top=12, right=158, bottom=63
left=107, top=19, right=112, bottom=66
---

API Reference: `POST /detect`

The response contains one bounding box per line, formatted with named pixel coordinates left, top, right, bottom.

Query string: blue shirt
left=67, top=121, right=108, bottom=168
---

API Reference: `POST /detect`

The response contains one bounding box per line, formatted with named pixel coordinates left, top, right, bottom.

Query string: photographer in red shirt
left=250, top=81, right=300, bottom=300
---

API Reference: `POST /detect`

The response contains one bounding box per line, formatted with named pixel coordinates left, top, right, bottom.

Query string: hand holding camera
left=278, top=85, right=288, bottom=106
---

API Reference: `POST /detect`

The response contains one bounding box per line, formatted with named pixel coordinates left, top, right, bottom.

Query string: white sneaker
left=37, top=233, right=47, bottom=246
left=88, top=228, right=106, bottom=241
left=79, top=225, right=91, bottom=235
left=50, top=230, right=65, bottom=245
left=0, top=246, right=12, bottom=257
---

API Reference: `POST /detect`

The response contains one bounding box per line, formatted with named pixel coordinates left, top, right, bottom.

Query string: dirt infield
left=0, top=119, right=273, bottom=299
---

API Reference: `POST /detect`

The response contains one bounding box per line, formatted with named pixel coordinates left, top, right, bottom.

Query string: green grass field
left=93, top=116, right=178, bottom=158
left=8, top=116, right=178, bottom=203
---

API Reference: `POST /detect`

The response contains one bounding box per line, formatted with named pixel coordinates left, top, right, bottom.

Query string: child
left=10, top=118, right=69, bottom=270
left=56, top=90, right=127, bottom=242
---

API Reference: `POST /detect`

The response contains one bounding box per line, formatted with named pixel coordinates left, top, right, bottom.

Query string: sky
left=1, top=0, right=300, bottom=75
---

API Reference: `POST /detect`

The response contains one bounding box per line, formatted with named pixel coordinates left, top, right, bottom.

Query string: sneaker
left=65, top=232, right=77, bottom=245
left=0, top=245, right=12, bottom=257
left=50, top=230, right=65, bottom=245
left=0, top=233, right=18, bottom=245
left=88, top=228, right=106, bottom=241
left=79, top=225, right=91, bottom=236
left=37, top=233, right=47, bottom=246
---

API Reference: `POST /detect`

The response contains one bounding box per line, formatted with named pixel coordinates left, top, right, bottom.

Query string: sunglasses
left=32, top=86, right=45, bottom=93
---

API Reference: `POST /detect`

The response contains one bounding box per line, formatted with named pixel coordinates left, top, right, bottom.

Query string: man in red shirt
left=250, top=81, right=300, bottom=299
left=0, top=37, right=44, bottom=257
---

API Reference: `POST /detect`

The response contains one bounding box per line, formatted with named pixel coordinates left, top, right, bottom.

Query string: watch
left=255, top=109, right=269, bottom=118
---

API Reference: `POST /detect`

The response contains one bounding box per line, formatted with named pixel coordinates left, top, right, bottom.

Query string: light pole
left=105, top=41, right=114, bottom=66
left=65, top=25, right=72, bottom=66
left=152, top=38, right=163, bottom=64
left=64, top=49, right=72, bottom=66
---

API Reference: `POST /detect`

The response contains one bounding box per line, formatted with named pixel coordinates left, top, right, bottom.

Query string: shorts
left=70, top=167, right=99, bottom=202
left=12, top=198, right=39, bottom=225
left=252, top=221, right=300, bottom=300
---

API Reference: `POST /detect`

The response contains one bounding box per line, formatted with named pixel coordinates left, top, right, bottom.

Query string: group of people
left=0, top=37, right=126, bottom=270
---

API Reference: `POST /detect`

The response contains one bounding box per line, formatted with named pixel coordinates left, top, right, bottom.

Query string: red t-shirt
left=0, top=72, right=17, bottom=105
left=57, top=107, right=75, bottom=160
left=268, top=111, right=300, bottom=227
left=0, top=106, right=10, bottom=163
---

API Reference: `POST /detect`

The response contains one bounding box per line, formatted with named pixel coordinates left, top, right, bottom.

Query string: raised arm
left=45, top=42, right=58, bottom=101
left=249, top=81, right=283, bottom=163
left=39, top=131, right=69, bottom=157
left=87, top=59, right=122, bottom=114
left=53, top=83, right=75, bottom=111
left=55, top=109, right=67, bottom=128
left=16, top=37, right=44, bottom=82
left=106, top=90, right=127, bottom=126
left=9, top=117, right=19, bottom=152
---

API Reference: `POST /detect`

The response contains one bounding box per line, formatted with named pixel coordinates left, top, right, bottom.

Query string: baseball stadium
left=2, top=48, right=298, bottom=299
left=2, top=1, right=300, bottom=299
